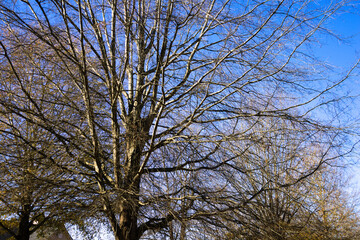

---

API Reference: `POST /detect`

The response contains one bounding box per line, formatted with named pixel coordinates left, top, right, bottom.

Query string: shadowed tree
left=0, top=31, right=85, bottom=240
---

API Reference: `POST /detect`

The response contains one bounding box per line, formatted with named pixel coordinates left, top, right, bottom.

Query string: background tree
left=220, top=116, right=360, bottom=240
left=302, top=164, right=360, bottom=240
left=0, top=0, right=358, bottom=239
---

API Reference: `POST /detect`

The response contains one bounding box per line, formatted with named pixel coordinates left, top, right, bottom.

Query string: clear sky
left=316, top=6, right=360, bottom=192
left=316, top=6, right=360, bottom=68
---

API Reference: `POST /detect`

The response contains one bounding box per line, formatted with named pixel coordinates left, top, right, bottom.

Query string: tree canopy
left=0, top=0, right=359, bottom=239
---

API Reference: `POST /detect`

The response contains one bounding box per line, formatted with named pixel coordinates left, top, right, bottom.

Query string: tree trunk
left=17, top=207, right=31, bottom=240
left=118, top=202, right=139, bottom=240
left=111, top=121, right=144, bottom=240
left=107, top=200, right=140, bottom=240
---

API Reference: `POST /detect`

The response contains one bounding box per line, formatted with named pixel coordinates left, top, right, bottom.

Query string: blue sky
left=316, top=6, right=360, bottom=68
left=317, top=7, right=360, bottom=191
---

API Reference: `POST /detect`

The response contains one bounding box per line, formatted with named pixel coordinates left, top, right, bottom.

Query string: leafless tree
left=0, top=0, right=358, bottom=239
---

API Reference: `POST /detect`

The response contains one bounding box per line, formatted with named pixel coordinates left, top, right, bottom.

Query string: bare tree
left=0, top=0, right=358, bottom=239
